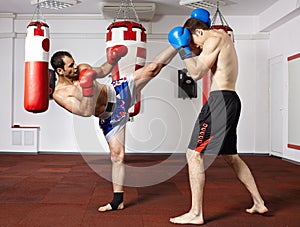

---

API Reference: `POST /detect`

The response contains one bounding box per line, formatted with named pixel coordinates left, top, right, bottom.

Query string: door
left=269, top=56, right=284, bottom=157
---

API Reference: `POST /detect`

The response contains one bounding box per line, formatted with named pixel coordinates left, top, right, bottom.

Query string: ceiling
left=0, top=0, right=279, bottom=17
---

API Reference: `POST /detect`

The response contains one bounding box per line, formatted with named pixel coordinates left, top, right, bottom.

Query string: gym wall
left=0, top=9, right=293, bottom=159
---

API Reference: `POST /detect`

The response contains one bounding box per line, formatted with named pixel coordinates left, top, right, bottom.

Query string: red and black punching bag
left=24, top=21, right=50, bottom=113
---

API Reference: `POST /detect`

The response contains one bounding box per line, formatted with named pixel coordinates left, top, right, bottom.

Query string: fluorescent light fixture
left=31, top=0, right=80, bottom=10
left=179, top=0, right=225, bottom=9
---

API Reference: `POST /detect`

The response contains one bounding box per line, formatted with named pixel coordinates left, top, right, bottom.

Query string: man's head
left=183, top=17, right=210, bottom=34
left=50, top=51, right=77, bottom=80
left=183, top=17, right=211, bottom=56
left=183, top=8, right=211, bottom=56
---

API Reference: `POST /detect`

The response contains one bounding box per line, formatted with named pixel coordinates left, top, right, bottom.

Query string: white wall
left=0, top=14, right=15, bottom=152
left=0, top=12, right=271, bottom=155
left=267, top=14, right=300, bottom=163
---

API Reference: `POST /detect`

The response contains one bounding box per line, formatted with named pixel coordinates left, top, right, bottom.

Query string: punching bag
left=211, top=24, right=234, bottom=43
left=211, top=6, right=234, bottom=43
left=24, top=21, right=50, bottom=113
left=106, top=21, right=147, bottom=117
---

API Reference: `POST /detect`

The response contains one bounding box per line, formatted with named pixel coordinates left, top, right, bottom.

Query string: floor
left=0, top=153, right=300, bottom=227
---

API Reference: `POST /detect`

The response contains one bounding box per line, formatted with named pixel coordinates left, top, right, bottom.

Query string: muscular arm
left=184, top=36, right=220, bottom=81
left=78, top=63, right=114, bottom=79
left=53, top=85, right=95, bottom=117
left=93, top=62, right=114, bottom=79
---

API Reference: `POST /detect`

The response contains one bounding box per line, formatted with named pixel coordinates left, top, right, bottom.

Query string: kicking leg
left=222, top=154, right=268, bottom=214
left=133, top=46, right=177, bottom=92
left=170, top=149, right=205, bottom=225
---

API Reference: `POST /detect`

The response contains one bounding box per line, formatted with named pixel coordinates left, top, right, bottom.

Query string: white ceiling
left=0, top=0, right=279, bottom=17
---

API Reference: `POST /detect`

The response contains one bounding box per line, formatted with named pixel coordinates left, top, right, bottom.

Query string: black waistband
left=106, top=102, right=115, bottom=112
left=210, top=90, right=237, bottom=96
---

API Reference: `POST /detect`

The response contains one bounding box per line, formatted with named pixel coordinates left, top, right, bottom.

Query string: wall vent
left=99, top=2, right=156, bottom=21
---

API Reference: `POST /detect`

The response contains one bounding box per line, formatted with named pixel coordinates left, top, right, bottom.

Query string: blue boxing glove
left=168, top=26, right=192, bottom=60
left=190, top=8, right=211, bottom=27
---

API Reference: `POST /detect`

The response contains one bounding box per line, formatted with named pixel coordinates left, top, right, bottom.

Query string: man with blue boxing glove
left=168, top=8, right=268, bottom=225
left=168, top=26, right=193, bottom=60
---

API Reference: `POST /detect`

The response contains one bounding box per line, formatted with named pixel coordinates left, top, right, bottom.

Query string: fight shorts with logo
left=99, top=74, right=136, bottom=142
left=188, top=90, right=241, bottom=155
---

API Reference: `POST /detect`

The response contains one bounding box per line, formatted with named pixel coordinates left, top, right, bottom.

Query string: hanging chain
left=211, top=1, right=229, bottom=26
left=114, top=0, right=140, bottom=22
left=31, top=0, right=45, bottom=22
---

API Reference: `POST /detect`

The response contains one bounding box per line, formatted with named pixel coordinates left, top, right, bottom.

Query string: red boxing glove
left=79, top=68, right=96, bottom=97
left=106, top=45, right=128, bottom=65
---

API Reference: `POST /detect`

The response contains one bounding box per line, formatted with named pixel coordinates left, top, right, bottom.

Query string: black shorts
left=188, top=90, right=241, bottom=155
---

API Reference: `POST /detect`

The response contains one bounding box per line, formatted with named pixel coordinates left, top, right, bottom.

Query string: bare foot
left=98, top=203, right=124, bottom=212
left=170, top=212, right=204, bottom=225
left=246, top=204, right=268, bottom=214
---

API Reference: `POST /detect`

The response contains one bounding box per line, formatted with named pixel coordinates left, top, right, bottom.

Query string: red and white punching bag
left=106, top=21, right=147, bottom=117
left=24, top=21, right=50, bottom=113
left=211, top=6, right=234, bottom=43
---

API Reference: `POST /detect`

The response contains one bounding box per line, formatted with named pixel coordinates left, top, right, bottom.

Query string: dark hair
left=50, top=51, right=73, bottom=73
left=183, top=18, right=209, bottom=34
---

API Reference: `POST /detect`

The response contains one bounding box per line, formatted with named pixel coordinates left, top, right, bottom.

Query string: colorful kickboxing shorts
left=99, top=74, right=136, bottom=142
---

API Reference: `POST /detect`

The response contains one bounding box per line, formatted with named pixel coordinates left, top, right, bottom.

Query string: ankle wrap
left=110, top=192, right=123, bottom=210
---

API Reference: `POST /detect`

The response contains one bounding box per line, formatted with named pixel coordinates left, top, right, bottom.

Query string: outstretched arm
left=77, top=62, right=113, bottom=79
left=92, top=62, right=115, bottom=79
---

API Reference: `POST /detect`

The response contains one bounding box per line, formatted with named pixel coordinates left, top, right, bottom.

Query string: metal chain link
left=114, top=0, right=140, bottom=22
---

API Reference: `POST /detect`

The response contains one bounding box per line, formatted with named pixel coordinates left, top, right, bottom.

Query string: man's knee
left=186, top=149, right=203, bottom=163
left=110, top=148, right=125, bottom=164
left=222, top=154, right=241, bottom=167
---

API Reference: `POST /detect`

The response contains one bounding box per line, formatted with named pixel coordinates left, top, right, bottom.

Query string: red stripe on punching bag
left=136, top=47, right=146, bottom=59
left=24, top=61, right=49, bottom=112
left=202, top=72, right=211, bottom=105
left=130, top=63, right=143, bottom=117
left=141, top=29, right=146, bottom=42
left=129, top=92, right=141, bottom=117
left=130, top=47, right=146, bottom=117
left=106, top=29, right=112, bottom=41
left=34, top=23, right=44, bottom=36
left=124, top=23, right=136, bottom=41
